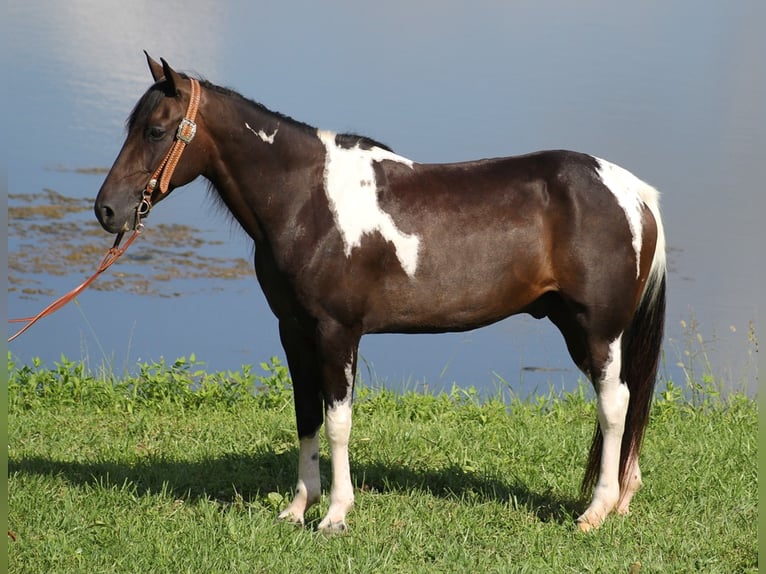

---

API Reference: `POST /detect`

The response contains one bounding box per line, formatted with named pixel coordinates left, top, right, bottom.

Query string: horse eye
left=146, top=126, right=166, bottom=141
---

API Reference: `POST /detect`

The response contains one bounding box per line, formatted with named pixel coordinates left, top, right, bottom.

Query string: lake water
left=6, top=1, right=763, bottom=397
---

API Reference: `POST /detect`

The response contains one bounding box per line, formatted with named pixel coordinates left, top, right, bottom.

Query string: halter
left=136, top=77, right=201, bottom=225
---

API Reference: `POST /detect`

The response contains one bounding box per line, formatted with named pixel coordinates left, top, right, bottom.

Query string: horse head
left=95, top=53, right=209, bottom=233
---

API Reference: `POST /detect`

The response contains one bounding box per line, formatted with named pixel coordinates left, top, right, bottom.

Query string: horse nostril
left=95, top=202, right=115, bottom=225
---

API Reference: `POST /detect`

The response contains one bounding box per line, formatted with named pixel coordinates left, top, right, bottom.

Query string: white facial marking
left=319, top=130, right=420, bottom=277
left=595, top=158, right=645, bottom=277
left=245, top=122, right=278, bottom=144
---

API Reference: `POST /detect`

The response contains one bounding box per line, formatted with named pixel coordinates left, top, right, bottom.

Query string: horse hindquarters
left=576, top=191, right=667, bottom=531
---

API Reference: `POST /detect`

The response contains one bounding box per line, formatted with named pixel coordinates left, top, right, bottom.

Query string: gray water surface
left=7, top=1, right=763, bottom=396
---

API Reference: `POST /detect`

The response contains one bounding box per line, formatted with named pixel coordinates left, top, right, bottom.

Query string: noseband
left=136, top=77, right=201, bottom=225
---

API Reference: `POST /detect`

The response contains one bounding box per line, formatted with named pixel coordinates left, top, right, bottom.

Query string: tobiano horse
left=95, top=54, right=666, bottom=533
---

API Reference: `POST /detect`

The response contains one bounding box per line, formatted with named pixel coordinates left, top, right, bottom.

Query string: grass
left=7, top=353, right=757, bottom=573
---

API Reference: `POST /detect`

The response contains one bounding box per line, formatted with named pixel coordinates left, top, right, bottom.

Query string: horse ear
left=145, top=51, right=164, bottom=82
left=160, top=58, right=183, bottom=96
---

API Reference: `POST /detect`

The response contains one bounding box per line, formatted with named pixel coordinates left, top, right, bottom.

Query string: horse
left=95, top=54, right=666, bottom=533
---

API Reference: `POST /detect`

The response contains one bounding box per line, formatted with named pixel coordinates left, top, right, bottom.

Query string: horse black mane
left=127, top=74, right=392, bottom=152
left=333, top=133, right=392, bottom=152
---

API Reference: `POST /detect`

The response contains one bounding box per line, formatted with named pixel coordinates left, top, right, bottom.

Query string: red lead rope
left=8, top=227, right=143, bottom=343
left=8, top=78, right=201, bottom=344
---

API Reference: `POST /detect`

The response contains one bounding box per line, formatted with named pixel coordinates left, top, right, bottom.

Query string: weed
left=7, top=352, right=293, bottom=413
left=670, top=314, right=758, bottom=404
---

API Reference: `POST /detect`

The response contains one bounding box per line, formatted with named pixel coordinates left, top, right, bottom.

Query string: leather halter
left=136, top=77, right=201, bottom=225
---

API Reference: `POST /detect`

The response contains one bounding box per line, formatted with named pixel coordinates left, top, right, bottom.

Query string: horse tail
left=582, top=181, right=667, bottom=496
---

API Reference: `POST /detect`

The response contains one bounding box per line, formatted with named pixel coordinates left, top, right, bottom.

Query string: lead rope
left=7, top=229, right=142, bottom=343
left=8, top=78, right=201, bottom=343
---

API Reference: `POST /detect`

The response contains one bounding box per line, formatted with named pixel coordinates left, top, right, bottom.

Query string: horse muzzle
left=94, top=190, right=144, bottom=234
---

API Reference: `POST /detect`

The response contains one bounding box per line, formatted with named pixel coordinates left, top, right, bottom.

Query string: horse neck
left=201, top=91, right=324, bottom=244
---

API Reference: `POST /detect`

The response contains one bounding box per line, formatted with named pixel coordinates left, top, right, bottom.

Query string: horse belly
left=365, top=237, right=550, bottom=334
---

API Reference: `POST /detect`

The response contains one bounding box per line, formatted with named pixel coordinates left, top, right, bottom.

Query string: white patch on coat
left=318, top=130, right=420, bottom=277
left=601, top=335, right=625, bottom=390
left=594, top=158, right=646, bottom=277
left=245, top=122, right=278, bottom=144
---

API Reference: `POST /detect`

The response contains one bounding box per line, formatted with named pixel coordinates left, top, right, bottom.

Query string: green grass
left=7, top=354, right=757, bottom=573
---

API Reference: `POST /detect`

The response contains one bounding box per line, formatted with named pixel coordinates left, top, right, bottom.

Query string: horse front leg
left=277, top=321, right=323, bottom=526
left=277, top=319, right=360, bottom=533
left=315, top=322, right=360, bottom=533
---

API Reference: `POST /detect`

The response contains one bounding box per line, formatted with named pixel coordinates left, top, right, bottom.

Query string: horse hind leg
left=577, top=334, right=630, bottom=533
left=545, top=296, right=631, bottom=530
left=577, top=274, right=666, bottom=527
left=616, top=457, right=642, bottom=515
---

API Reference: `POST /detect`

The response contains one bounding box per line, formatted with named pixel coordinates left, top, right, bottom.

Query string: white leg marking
left=594, top=158, right=646, bottom=277
left=318, top=361, right=355, bottom=532
left=319, top=399, right=353, bottom=531
left=578, top=335, right=629, bottom=531
left=319, top=130, right=420, bottom=277
left=245, top=122, right=279, bottom=144
left=278, top=434, right=320, bottom=525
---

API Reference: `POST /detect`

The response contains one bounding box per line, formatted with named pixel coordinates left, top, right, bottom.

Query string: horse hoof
left=615, top=503, right=631, bottom=516
left=277, top=511, right=305, bottom=528
left=575, top=512, right=603, bottom=533
left=318, top=519, right=349, bottom=535
left=576, top=519, right=595, bottom=533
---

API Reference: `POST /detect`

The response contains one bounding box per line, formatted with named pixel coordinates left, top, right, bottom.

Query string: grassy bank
left=7, top=355, right=757, bottom=573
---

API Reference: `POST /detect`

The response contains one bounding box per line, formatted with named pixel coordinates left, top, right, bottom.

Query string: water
left=6, top=1, right=762, bottom=396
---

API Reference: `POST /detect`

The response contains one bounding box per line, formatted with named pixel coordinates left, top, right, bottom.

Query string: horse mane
left=127, top=74, right=393, bottom=152
left=333, top=133, right=393, bottom=152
